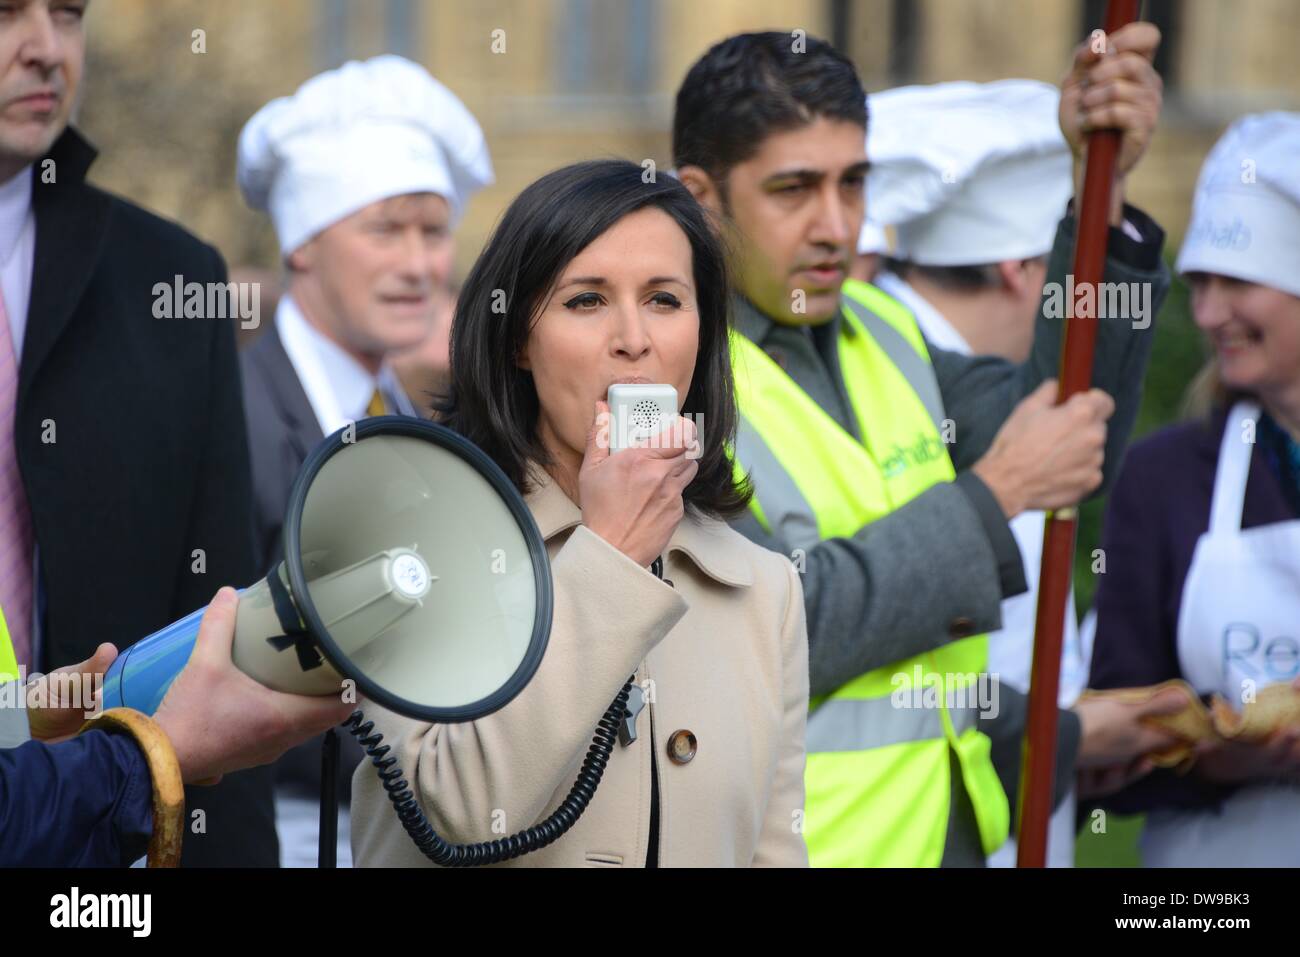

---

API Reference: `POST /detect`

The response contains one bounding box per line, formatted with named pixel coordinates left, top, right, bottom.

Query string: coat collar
left=524, top=465, right=753, bottom=587
left=20, top=127, right=111, bottom=403
left=730, top=293, right=843, bottom=348
left=45, top=125, right=97, bottom=183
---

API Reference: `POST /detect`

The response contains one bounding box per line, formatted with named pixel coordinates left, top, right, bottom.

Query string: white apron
left=1141, top=401, right=1300, bottom=867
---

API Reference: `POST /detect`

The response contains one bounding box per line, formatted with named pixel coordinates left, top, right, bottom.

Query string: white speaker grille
left=632, top=399, right=660, bottom=430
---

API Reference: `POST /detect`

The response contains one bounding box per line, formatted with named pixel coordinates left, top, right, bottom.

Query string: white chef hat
left=238, top=55, right=494, bottom=255
left=863, top=80, right=1073, bottom=266
left=1176, top=112, right=1300, bottom=299
left=856, top=219, right=890, bottom=256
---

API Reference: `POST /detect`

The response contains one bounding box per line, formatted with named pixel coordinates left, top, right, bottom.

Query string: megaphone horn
left=100, top=416, right=553, bottom=725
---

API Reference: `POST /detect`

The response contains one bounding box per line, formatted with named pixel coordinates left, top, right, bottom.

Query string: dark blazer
left=240, top=323, right=361, bottom=804
left=17, top=128, right=276, bottom=866
left=240, top=322, right=324, bottom=575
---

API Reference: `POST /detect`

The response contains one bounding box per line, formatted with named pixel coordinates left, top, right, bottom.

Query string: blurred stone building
left=78, top=0, right=1300, bottom=278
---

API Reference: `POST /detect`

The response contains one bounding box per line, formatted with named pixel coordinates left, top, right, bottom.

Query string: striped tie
left=0, top=288, right=31, bottom=671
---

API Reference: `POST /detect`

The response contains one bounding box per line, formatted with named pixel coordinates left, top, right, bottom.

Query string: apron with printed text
left=1141, top=401, right=1300, bottom=867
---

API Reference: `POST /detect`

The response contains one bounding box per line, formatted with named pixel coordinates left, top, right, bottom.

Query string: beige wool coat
left=351, top=467, right=809, bottom=867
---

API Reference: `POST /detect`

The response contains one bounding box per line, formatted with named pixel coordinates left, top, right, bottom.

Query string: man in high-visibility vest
left=673, top=27, right=1185, bottom=865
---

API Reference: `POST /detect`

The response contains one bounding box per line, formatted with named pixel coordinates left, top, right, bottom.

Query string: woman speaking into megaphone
left=350, top=160, right=811, bottom=867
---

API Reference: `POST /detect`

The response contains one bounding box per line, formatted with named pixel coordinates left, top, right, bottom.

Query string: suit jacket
left=241, top=323, right=325, bottom=576
left=239, top=323, right=362, bottom=803
left=18, top=128, right=275, bottom=866
left=352, top=468, right=810, bottom=868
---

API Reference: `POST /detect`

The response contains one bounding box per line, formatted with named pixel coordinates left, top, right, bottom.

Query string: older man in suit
left=236, top=55, right=493, bottom=866
left=0, top=0, right=278, bottom=865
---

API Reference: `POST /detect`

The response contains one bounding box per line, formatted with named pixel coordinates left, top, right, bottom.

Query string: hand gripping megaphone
left=102, top=415, right=552, bottom=732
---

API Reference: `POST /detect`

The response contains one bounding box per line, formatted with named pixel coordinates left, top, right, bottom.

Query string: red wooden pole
left=1015, top=0, right=1141, bottom=868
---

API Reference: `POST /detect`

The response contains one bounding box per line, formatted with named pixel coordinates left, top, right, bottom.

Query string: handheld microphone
left=606, top=383, right=679, bottom=452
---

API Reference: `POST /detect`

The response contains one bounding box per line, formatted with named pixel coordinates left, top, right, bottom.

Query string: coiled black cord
left=345, top=680, right=632, bottom=866
left=346, top=556, right=663, bottom=866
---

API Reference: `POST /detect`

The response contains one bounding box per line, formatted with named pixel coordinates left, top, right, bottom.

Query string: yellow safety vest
left=0, top=605, right=16, bottom=683
left=729, top=278, right=1010, bottom=866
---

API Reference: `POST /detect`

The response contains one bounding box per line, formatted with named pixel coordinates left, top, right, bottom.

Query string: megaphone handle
left=318, top=728, right=340, bottom=868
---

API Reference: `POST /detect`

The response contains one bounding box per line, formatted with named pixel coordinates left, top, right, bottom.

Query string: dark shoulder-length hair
left=435, top=158, right=751, bottom=520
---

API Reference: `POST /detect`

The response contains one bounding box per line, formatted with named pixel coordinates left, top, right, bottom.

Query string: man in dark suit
left=236, top=55, right=493, bottom=865
left=0, top=0, right=275, bottom=865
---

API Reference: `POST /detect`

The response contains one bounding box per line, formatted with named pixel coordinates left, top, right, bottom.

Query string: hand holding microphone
left=579, top=393, right=700, bottom=568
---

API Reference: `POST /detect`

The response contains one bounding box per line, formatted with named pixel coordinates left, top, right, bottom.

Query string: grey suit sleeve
left=733, top=479, right=1007, bottom=698
left=928, top=205, right=1169, bottom=606
left=980, top=684, right=1082, bottom=820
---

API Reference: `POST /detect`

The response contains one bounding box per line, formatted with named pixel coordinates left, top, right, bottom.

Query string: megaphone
left=101, top=416, right=552, bottom=725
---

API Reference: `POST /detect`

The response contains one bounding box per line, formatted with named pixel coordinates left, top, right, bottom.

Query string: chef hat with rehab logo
left=862, top=79, right=1073, bottom=267
left=238, top=55, right=494, bottom=256
left=1176, top=112, right=1300, bottom=299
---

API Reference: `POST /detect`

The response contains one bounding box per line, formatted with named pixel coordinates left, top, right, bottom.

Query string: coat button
left=949, top=617, right=977, bottom=639
left=666, top=729, right=697, bottom=765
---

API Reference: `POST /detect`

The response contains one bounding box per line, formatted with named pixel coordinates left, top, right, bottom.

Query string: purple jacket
left=1089, top=406, right=1299, bottom=814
